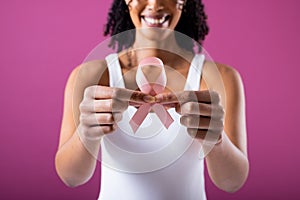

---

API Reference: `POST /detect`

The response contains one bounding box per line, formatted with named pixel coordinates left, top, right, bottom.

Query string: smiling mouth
left=141, top=14, right=170, bottom=26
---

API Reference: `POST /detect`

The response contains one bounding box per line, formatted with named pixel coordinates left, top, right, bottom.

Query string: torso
left=97, top=52, right=207, bottom=200
left=74, top=52, right=231, bottom=200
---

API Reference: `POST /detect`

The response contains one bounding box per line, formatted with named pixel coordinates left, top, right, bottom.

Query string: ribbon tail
left=129, top=103, right=152, bottom=133
left=152, top=104, right=174, bottom=129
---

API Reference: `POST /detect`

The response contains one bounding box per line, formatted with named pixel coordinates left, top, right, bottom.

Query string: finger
left=80, top=99, right=128, bottom=113
left=155, top=92, right=178, bottom=104
left=84, top=86, right=154, bottom=103
left=97, top=99, right=128, bottom=113
left=84, top=85, right=113, bottom=99
left=113, top=112, right=123, bottom=122
left=155, top=90, right=220, bottom=105
left=177, top=102, right=210, bottom=115
left=187, top=128, right=207, bottom=140
left=162, top=103, right=177, bottom=109
left=181, top=116, right=224, bottom=130
left=113, top=88, right=155, bottom=103
left=187, top=128, right=221, bottom=143
left=80, top=113, right=122, bottom=126
left=78, top=125, right=115, bottom=142
left=129, top=101, right=143, bottom=107
left=86, top=125, right=116, bottom=137
left=177, top=102, right=224, bottom=117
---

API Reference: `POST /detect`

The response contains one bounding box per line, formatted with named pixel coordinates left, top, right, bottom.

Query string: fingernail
left=154, top=94, right=162, bottom=102
left=143, top=95, right=155, bottom=103
left=114, top=114, right=122, bottom=122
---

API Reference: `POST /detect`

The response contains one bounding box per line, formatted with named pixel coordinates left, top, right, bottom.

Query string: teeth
left=144, top=16, right=167, bottom=25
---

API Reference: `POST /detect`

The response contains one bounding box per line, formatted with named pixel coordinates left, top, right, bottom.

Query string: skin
left=55, top=0, right=249, bottom=193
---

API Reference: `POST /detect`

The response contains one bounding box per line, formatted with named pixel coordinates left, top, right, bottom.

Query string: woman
left=55, top=0, right=249, bottom=199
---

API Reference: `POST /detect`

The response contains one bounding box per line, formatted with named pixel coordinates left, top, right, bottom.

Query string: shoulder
left=203, top=61, right=244, bottom=89
left=215, top=62, right=244, bottom=97
left=202, top=61, right=245, bottom=107
left=69, top=60, right=108, bottom=81
left=66, top=59, right=109, bottom=89
left=204, top=60, right=242, bottom=81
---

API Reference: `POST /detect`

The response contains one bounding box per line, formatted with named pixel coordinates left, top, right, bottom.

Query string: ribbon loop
left=129, top=57, right=174, bottom=133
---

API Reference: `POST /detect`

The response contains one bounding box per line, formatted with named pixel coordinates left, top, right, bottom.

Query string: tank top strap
left=105, top=53, right=125, bottom=88
left=184, top=54, right=205, bottom=91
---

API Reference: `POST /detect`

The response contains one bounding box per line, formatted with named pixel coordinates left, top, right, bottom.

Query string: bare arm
left=55, top=61, right=152, bottom=187
left=55, top=64, right=102, bottom=187
left=205, top=65, right=249, bottom=192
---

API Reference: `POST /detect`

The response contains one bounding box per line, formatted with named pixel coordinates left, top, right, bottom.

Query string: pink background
left=1, top=0, right=299, bottom=199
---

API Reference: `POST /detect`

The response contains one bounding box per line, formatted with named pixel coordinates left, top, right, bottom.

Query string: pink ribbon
left=129, top=57, right=174, bottom=133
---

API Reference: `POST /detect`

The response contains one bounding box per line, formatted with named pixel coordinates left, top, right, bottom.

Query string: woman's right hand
left=77, top=85, right=153, bottom=141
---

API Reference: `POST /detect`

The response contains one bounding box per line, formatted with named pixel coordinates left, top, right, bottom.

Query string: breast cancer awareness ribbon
left=129, top=57, right=174, bottom=133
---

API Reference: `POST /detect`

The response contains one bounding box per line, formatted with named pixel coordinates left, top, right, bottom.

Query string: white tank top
left=98, top=53, right=206, bottom=200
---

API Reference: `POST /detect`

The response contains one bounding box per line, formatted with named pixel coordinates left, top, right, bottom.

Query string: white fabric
left=98, top=53, right=206, bottom=200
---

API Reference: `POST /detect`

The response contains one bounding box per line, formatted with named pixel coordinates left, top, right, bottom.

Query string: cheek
left=129, top=10, right=141, bottom=26
left=170, top=11, right=182, bottom=28
left=128, top=2, right=145, bottom=21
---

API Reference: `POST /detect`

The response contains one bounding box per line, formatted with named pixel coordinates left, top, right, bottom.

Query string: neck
left=129, top=28, right=192, bottom=65
left=133, top=28, right=182, bottom=57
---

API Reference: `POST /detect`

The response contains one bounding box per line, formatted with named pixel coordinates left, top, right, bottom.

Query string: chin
left=137, top=27, right=175, bottom=43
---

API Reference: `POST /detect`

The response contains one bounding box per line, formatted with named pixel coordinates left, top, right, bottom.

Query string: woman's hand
left=78, top=85, right=152, bottom=141
left=156, top=90, right=225, bottom=144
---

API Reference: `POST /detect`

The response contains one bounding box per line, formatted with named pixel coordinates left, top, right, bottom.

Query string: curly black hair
left=104, top=0, right=209, bottom=53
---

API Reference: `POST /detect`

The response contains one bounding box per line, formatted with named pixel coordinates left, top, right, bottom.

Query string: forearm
left=205, top=132, right=249, bottom=192
left=55, top=130, right=101, bottom=187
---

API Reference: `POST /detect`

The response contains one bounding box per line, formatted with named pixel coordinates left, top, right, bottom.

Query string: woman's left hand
left=155, top=90, right=225, bottom=144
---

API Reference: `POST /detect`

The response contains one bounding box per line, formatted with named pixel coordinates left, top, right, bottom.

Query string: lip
left=141, top=13, right=170, bottom=27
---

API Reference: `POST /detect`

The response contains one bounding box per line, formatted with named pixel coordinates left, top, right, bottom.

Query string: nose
left=146, top=0, right=164, bottom=12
